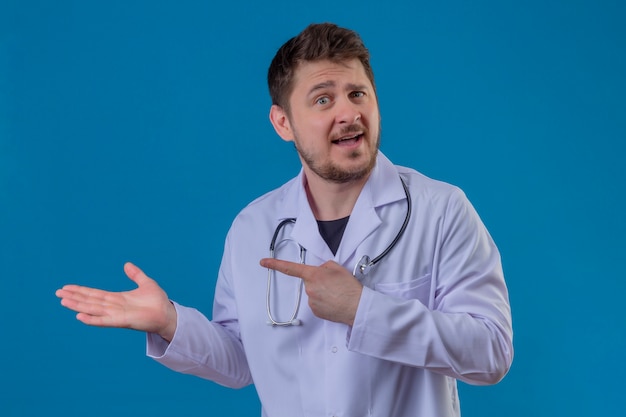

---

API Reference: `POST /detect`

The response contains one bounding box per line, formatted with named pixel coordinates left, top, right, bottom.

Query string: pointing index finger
left=260, top=258, right=315, bottom=280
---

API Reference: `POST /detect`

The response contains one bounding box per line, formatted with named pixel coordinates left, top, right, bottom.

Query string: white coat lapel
left=290, top=185, right=335, bottom=262
left=336, top=152, right=408, bottom=265
left=276, top=172, right=334, bottom=263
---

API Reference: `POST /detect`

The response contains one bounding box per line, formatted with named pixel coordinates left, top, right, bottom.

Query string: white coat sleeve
left=347, top=188, right=513, bottom=385
left=146, top=234, right=253, bottom=389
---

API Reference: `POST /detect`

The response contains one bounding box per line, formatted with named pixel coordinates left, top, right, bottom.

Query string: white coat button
left=331, top=346, right=338, bottom=353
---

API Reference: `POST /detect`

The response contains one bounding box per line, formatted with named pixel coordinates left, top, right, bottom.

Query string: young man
left=57, top=23, right=513, bottom=416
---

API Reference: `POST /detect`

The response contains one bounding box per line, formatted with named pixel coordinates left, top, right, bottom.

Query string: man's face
left=272, top=59, right=380, bottom=184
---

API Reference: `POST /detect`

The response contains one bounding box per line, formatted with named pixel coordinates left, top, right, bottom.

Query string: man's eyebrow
left=307, top=81, right=370, bottom=96
left=346, top=83, right=369, bottom=91
left=308, top=81, right=335, bottom=96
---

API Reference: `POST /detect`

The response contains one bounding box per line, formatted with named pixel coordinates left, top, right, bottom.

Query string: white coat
left=147, top=152, right=514, bottom=417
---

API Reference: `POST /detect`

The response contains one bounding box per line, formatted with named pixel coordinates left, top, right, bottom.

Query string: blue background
left=1, top=1, right=624, bottom=416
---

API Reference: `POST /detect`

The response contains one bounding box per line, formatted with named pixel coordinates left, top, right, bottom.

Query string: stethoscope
left=266, top=177, right=412, bottom=326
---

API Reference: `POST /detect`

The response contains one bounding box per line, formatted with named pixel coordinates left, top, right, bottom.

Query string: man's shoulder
left=396, top=164, right=463, bottom=196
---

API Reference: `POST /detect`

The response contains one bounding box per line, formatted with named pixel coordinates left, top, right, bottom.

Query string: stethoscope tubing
left=356, top=178, right=411, bottom=274
left=266, top=176, right=411, bottom=326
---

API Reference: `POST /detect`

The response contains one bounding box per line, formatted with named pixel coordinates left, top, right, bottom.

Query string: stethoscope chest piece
left=353, top=254, right=373, bottom=277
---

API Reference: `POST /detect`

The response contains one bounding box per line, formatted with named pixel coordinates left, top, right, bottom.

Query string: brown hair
left=267, top=23, right=375, bottom=111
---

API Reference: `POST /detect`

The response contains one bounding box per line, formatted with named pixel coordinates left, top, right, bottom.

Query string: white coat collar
left=274, top=151, right=407, bottom=263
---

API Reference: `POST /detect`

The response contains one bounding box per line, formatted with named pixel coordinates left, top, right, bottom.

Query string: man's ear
left=269, top=104, right=294, bottom=142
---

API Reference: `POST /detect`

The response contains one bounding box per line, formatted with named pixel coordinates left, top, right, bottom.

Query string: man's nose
left=335, top=97, right=361, bottom=124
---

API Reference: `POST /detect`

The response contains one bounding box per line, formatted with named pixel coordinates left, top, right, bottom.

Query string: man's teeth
left=335, top=134, right=361, bottom=143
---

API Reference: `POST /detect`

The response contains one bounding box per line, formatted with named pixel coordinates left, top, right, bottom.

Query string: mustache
left=330, top=123, right=368, bottom=141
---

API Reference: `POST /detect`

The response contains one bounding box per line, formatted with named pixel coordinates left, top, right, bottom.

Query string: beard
left=294, top=123, right=380, bottom=184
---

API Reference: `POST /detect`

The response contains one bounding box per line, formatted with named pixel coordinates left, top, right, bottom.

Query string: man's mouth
left=331, top=133, right=364, bottom=145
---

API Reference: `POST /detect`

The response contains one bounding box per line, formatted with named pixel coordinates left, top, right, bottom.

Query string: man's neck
left=303, top=173, right=369, bottom=221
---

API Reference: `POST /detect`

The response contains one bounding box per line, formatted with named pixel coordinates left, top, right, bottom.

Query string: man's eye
left=351, top=91, right=365, bottom=98
left=316, top=97, right=330, bottom=105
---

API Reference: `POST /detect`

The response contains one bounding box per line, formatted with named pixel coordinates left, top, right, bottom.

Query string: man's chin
left=320, top=160, right=375, bottom=184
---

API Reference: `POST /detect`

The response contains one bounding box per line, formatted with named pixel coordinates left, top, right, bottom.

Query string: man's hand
left=260, top=258, right=363, bottom=326
left=55, top=262, right=178, bottom=342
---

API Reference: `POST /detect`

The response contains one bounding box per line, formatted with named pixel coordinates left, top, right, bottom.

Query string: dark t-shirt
left=316, top=216, right=349, bottom=255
